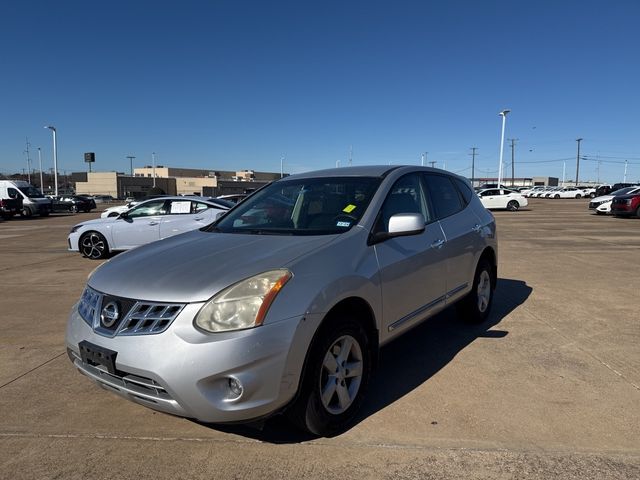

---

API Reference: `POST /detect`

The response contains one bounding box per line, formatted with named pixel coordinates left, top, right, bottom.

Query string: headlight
left=70, top=225, right=84, bottom=234
left=195, top=269, right=292, bottom=333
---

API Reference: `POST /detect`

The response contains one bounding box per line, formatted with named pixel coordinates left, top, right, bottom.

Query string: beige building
left=74, top=167, right=283, bottom=198
left=133, top=167, right=282, bottom=196
left=75, top=172, right=120, bottom=197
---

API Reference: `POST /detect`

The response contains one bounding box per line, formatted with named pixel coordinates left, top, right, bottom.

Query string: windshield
left=18, top=186, right=44, bottom=198
left=611, top=187, right=635, bottom=196
left=210, top=176, right=381, bottom=235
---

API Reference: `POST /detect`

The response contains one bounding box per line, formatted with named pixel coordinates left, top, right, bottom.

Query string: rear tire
left=506, top=200, right=519, bottom=211
left=636, top=206, right=640, bottom=218
left=20, top=207, right=32, bottom=218
left=575, top=194, right=582, bottom=199
left=287, top=314, right=372, bottom=437
left=554, top=194, right=560, bottom=199
left=79, top=231, right=109, bottom=259
left=457, top=258, right=495, bottom=324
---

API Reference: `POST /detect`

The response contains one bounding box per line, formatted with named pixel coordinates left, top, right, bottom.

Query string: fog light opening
left=227, top=377, right=243, bottom=399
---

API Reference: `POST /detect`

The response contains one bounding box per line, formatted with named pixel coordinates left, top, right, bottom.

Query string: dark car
left=595, top=183, right=639, bottom=197
left=54, top=195, right=97, bottom=213
left=611, top=192, right=640, bottom=217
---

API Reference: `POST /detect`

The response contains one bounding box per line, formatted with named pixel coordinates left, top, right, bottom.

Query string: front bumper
left=65, top=303, right=307, bottom=423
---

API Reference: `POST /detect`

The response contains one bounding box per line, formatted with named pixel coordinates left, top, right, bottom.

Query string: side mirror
left=215, top=211, right=226, bottom=220
left=369, top=213, right=425, bottom=245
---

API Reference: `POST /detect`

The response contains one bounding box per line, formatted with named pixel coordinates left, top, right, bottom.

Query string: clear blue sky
left=2, top=0, right=639, bottom=183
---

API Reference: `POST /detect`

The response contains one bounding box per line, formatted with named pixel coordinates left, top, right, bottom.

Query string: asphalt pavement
left=0, top=199, right=638, bottom=479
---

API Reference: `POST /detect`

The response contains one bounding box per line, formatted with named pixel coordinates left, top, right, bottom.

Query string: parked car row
left=521, top=186, right=591, bottom=198
left=589, top=185, right=640, bottom=217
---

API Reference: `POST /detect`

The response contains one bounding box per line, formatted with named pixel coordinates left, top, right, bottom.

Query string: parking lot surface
left=0, top=200, right=638, bottom=479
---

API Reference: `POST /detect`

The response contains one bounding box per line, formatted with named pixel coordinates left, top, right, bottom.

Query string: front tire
left=20, top=207, right=32, bottom=218
left=506, top=200, right=519, bottom=211
left=288, top=315, right=372, bottom=437
left=457, top=258, right=495, bottom=324
left=79, top=231, right=109, bottom=259
left=575, top=194, right=582, bottom=199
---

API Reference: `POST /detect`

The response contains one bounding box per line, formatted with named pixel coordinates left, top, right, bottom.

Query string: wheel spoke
left=321, top=378, right=337, bottom=406
left=336, top=337, right=353, bottom=364
left=323, top=352, right=338, bottom=373
left=344, top=361, right=362, bottom=378
left=336, top=382, right=351, bottom=410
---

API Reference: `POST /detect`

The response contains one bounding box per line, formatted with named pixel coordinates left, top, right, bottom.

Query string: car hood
left=88, top=230, right=338, bottom=303
left=75, top=217, right=119, bottom=228
left=592, top=194, right=615, bottom=202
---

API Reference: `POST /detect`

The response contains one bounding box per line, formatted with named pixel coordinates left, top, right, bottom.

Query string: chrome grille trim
left=117, top=303, right=184, bottom=336
left=76, top=286, right=185, bottom=336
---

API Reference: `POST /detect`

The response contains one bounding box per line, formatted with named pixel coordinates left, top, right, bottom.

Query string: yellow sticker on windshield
left=343, top=204, right=356, bottom=213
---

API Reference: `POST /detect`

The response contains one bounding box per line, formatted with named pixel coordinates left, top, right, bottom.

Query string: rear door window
left=423, top=174, right=464, bottom=219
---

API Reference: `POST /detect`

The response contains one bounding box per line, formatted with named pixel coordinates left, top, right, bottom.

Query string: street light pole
left=44, top=126, right=58, bottom=196
left=280, top=155, right=284, bottom=178
left=151, top=152, right=156, bottom=187
left=497, top=110, right=510, bottom=186
left=126, top=156, right=136, bottom=176
left=575, top=138, right=583, bottom=186
left=624, top=160, right=628, bottom=182
left=37, top=147, right=44, bottom=194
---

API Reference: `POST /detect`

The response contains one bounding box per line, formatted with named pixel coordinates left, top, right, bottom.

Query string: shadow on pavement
left=198, top=278, right=532, bottom=443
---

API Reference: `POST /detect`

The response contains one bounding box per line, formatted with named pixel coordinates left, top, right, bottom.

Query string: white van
left=0, top=180, right=52, bottom=217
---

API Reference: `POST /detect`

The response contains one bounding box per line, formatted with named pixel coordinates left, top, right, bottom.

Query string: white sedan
left=547, top=186, right=586, bottom=199
left=477, top=188, right=528, bottom=211
left=69, top=197, right=229, bottom=259
left=589, top=186, right=640, bottom=214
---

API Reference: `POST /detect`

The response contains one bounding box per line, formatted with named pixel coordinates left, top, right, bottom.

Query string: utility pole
left=470, top=147, right=478, bottom=187
left=421, top=152, right=427, bottom=166
left=24, top=137, right=32, bottom=183
left=280, top=155, right=285, bottom=178
left=126, top=156, right=136, bottom=176
left=575, top=138, right=583, bottom=186
left=348, top=145, right=353, bottom=166
left=508, top=138, right=518, bottom=186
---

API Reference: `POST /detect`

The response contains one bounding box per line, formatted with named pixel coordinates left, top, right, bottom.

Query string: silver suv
left=66, top=166, right=497, bottom=436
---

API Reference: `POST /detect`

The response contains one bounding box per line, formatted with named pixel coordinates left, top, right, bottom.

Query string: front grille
left=118, top=303, right=184, bottom=336
left=77, top=286, right=185, bottom=337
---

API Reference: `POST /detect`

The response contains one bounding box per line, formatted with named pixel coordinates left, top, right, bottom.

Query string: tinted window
left=424, top=174, right=464, bottom=219
left=454, top=178, right=474, bottom=205
left=375, top=173, right=431, bottom=232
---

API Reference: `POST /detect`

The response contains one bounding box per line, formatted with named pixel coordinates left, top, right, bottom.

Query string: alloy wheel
left=319, top=335, right=363, bottom=415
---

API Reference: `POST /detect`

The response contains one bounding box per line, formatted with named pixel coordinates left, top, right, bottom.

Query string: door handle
left=148, top=221, right=159, bottom=226
left=471, top=224, right=481, bottom=233
left=430, top=239, right=445, bottom=249
left=194, top=217, right=204, bottom=221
